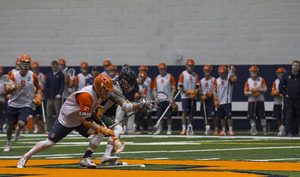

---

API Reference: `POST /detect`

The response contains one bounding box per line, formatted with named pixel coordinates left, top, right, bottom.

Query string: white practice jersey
left=200, top=76, right=216, bottom=93
left=154, top=73, right=175, bottom=102
left=61, top=69, right=69, bottom=99
left=245, top=77, right=266, bottom=102
left=0, top=82, right=5, bottom=103
left=110, top=74, right=119, bottom=81
left=144, top=77, right=153, bottom=101
left=272, top=79, right=283, bottom=105
left=178, top=70, right=200, bottom=99
left=214, top=74, right=234, bottom=105
left=58, top=85, right=102, bottom=128
left=8, top=71, right=36, bottom=109
left=76, top=73, right=92, bottom=91
left=103, top=82, right=125, bottom=113
left=101, top=71, right=109, bottom=76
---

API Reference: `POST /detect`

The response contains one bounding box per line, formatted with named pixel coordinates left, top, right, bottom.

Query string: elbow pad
left=121, top=101, right=133, bottom=112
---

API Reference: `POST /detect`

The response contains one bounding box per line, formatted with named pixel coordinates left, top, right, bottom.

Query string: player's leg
left=248, top=102, right=257, bottom=135
left=126, top=111, right=135, bottom=135
left=166, top=101, right=172, bottom=135
left=154, top=102, right=164, bottom=135
left=146, top=112, right=153, bottom=134
left=45, top=99, right=54, bottom=133
left=4, top=107, right=18, bottom=151
left=180, top=99, right=188, bottom=135
left=257, top=102, right=267, bottom=135
left=225, top=103, right=234, bottom=136
left=217, top=106, right=226, bottom=135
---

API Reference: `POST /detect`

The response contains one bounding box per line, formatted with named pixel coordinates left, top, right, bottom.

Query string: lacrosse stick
left=68, top=68, right=76, bottom=93
left=110, top=92, right=168, bottom=129
left=98, top=118, right=125, bottom=153
left=0, top=75, right=35, bottom=102
left=153, top=90, right=180, bottom=131
left=41, top=101, right=47, bottom=131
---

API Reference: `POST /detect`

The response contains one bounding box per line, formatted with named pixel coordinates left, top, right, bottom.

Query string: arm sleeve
left=76, top=92, right=93, bottom=114
left=143, top=87, right=147, bottom=96
left=261, top=78, right=267, bottom=92
left=213, top=79, right=217, bottom=91
left=153, top=77, right=157, bottom=89
left=8, top=70, right=12, bottom=77
left=150, top=79, right=154, bottom=91
left=33, top=73, right=42, bottom=90
left=74, top=75, right=79, bottom=87
left=43, top=74, right=48, bottom=95
left=170, top=75, right=176, bottom=86
left=244, top=81, right=249, bottom=96
left=177, top=73, right=183, bottom=87
left=272, top=81, right=276, bottom=91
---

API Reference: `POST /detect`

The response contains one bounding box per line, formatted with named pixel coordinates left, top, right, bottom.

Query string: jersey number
left=21, top=81, right=26, bottom=87
left=161, top=79, right=164, bottom=84
left=205, top=82, right=208, bottom=87
left=254, top=82, right=257, bottom=87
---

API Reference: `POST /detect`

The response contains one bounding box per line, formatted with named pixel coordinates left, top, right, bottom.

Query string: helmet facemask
left=103, top=65, right=109, bottom=72
left=159, top=68, right=167, bottom=75
left=81, top=67, right=88, bottom=73
left=58, top=64, right=65, bottom=71
left=31, top=67, right=39, bottom=74
left=203, top=69, right=211, bottom=76
left=277, top=72, right=284, bottom=79
left=218, top=71, right=227, bottom=79
left=138, top=75, right=146, bottom=84
left=120, top=78, right=134, bottom=94
left=249, top=71, right=258, bottom=79
left=186, top=64, right=194, bottom=73
left=108, top=69, right=116, bottom=77
left=20, top=61, right=30, bottom=71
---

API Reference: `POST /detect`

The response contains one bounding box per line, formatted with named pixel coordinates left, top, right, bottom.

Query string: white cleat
left=79, top=157, right=97, bottom=168
left=153, top=129, right=162, bottom=135
left=3, top=144, right=11, bottom=152
left=17, top=155, right=28, bottom=168
left=101, top=154, right=118, bottom=164
left=167, top=130, right=172, bottom=135
left=250, top=125, right=258, bottom=135
left=14, top=129, right=21, bottom=141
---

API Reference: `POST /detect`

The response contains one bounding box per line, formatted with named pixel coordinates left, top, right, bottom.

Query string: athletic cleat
left=279, top=125, right=286, bottom=136
left=229, top=130, right=235, bottom=136
left=213, top=130, right=219, bottom=135
left=136, top=129, right=143, bottom=134
left=107, top=160, right=128, bottom=166
left=186, top=125, right=194, bottom=135
left=79, top=157, right=97, bottom=168
left=153, top=129, right=163, bottom=135
left=101, top=154, right=118, bottom=164
left=127, top=132, right=132, bottom=135
left=43, top=131, right=49, bottom=135
left=180, top=129, right=186, bottom=135
left=3, top=144, right=11, bottom=152
left=263, top=131, right=267, bottom=136
left=17, top=155, right=28, bottom=168
left=167, top=130, right=172, bottom=135
left=33, top=130, right=38, bottom=134
left=219, top=130, right=226, bottom=136
left=148, top=130, right=152, bottom=135
left=250, top=125, right=258, bottom=135
left=14, top=129, right=21, bottom=141
left=24, top=126, right=29, bottom=134
left=204, top=130, right=211, bottom=135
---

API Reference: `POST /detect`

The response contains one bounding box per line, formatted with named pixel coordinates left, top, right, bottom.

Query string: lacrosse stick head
left=68, top=68, right=76, bottom=80
left=0, top=75, right=16, bottom=90
left=112, top=137, right=125, bottom=153
left=152, top=91, right=168, bottom=108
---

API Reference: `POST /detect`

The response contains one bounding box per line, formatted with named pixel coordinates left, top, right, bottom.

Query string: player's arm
left=271, top=81, right=279, bottom=96
left=5, top=74, right=18, bottom=94
left=212, top=79, right=220, bottom=107
left=152, top=77, right=158, bottom=99
left=74, top=75, right=79, bottom=91
left=177, top=73, right=186, bottom=93
left=170, top=75, right=176, bottom=103
left=244, top=81, right=252, bottom=97
left=259, top=78, right=267, bottom=93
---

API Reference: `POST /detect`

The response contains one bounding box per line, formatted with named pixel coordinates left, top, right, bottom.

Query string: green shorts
left=95, top=115, right=116, bottom=127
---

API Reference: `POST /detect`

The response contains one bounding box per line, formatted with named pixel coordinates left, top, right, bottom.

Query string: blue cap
left=92, top=66, right=99, bottom=71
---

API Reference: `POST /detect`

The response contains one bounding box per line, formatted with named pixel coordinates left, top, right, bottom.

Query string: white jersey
left=245, top=77, right=266, bottom=102
left=101, top=71, right=109, bottom=76
left=273, top=79, right=283, bottom=105
left=214, top=74, right=234, bottom=105
left=178, top=70, right=200, bottom=99
left=58, top=85, right=102, bottom=128
left=76, top=73, right=92, bottom=91
left=144, top=77, right=153, bottom=101
left=110, top=74, right=119, bottom=81
left=154, top=73, right=175, bottom=102
left=8, top=71, right=36, bottom=109
left=0, top=82, right=5, bottom=103
left=200, top=76, right=216, bottom=93
left=61, top=69, right=69, bottom=99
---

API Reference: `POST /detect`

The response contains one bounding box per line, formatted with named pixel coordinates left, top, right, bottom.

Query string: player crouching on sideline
left=4, top=54, right=42, bottom=152
left=271, top=67, right=286, bottom=136
left=244, top=66, right=268, bottom=136
left=17, top=74, right=115, bottom=168
left=213, top=65, right=237, bottom=136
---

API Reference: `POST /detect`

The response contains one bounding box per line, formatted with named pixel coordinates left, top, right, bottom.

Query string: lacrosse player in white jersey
left=79, top=68, right=152, bottom=168
left=4, top=54, right=43, bottom=152
left=271, top=67, right=285, bottom=136
left=199, top=65, right=218, bottom=135
left=153, top=63, right=176, bottom=135
left=101, top=60, right=111, bottom=76
left=17, top=74, right=115, bottom=168
left=178, top=59, right=200, bottom=135
left=0, top=67, right=6, bottom=134
left=30, top=62, right=46, bottom=134
left=213, top=65, right=237, bottom=136
left=74, top=62, right=92, bottom=91
left=107, top=64, right=119, bottom=81
left=244, top=65, right=268, bottom=136
left=58, top=59, right=73, bottom=102
left=139, top=65, right=154, bottom=134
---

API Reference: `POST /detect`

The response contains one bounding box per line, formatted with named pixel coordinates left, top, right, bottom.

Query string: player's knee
left=261, top=119, right=267, bottom=127
left=17, top=120, right=25, bottom=128
left=113, top=125, right=123, bottom=138
left=43, top=139, right=56, bottom=148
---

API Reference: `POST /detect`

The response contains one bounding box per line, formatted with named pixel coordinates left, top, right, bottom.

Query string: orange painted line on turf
left=0, top=159, right=299, bottom=177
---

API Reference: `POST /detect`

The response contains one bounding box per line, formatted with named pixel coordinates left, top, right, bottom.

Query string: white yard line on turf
left=1, top=146, right=300, bottom=159
left=195, top=158, right=220, bottom=161
left=232, top=158, right=300, bottom=162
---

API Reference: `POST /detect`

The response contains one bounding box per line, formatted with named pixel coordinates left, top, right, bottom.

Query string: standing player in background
left=139, top=65, right=154, bottom=134
left=30, top=62, right=46, bottom=134
left=101, top=60, right=111, bottom=76
left=199, top=65, right=218, bottom=135
left=86, top=67, right=100, bottom=86
left=4, top=54, right=42, bottom=152
left=17, top=74, right=115, bottom=168
left=244, top=66, right=268, bottom=136
left=75, top=62, right=91, bottom=91
left=178, top=59, right=200, bottom=135
left=271, top=67, right=286, bottom=136
left=213, top=65, right=237, bottom=136
left=153, top=63, right=176, bottom=135
left=7, top=58, right=20, bottom=76
left=0, top=67, right=6, bottom=133
left=134, top=71, right=148, bottom=134
left=43, top=60, right=65, bottom=134
left=107, top=65, right=119, bottom=81
left=279, top=60, right=300, bottom=137
left=58, top=59, right=72, bottom=103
